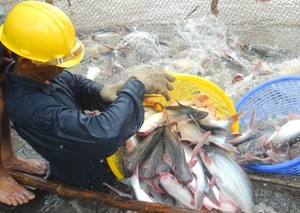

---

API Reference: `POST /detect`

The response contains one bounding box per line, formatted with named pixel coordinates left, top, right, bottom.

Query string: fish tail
left=194, top=189, right=205, bottom=210
left=228, top=111, right=246, bottom=124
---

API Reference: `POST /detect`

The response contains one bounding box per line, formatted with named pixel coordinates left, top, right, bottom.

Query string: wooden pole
left=248, top=173, right=300, bottom=188
left=9, top=171, right=209, bottom=213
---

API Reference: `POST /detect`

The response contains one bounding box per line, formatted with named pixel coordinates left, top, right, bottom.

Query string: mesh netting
left=1, top=0, right=300, bottom=54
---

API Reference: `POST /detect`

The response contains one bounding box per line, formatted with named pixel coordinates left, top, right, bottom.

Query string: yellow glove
left=130, top=69, right=175, bottom=101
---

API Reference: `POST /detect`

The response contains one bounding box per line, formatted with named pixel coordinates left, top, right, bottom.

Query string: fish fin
left=269, top=141, right=278, bottom=153
left=260, top=137, right=271, bottom=149
left=188, top=159, right=197, bottom=168
left=194, top=189, right=205, bottom=210
left=125, top=140, right=135, bottom=153
left=202, top=150, right=212, bottom=166
left=170, top=123, right=178, bottom=132
left=119, top=177, right=131, bottom=186
left=286, top=143, right=292, bottom=161
left=210, top=129, right=230, bottom=135
left=288, top=111, right=300, bottom=120
left=193, top=93, right=210, bottom=108
left=248, top=135, right=267, bottom=150
left=148, top=179, right=165, bottom=193
left=205, top=102, right=218, bottom=119
left=226, top=133, right=242, bottom=141
left=251, top=60, right=263, bottom=71
left=174, top=99, right=182, bottom=106
left=191, top=131, right=211, bottom=161
left=218, top=192, right=241, bottom=212
left=210, top=176, right=217, bottom=188
left=206, top=187, right=219, bottom=206
left=164, top=110, right=173, bottom=125
left=203, top=195, right=223, bottom=211
left=210, top=141, right=238, bottom=153
left=135, top=162, right=140, bottom=174
left=136, top=130, right=150, bottom=137
left=266, top=151, right=284, bottom=164
left=275, top=125, right=281, bottom=131
left=228, top=111, right=246, bottom=124
left=169, top=98, right=178, bottom=105
left=245, top=109, right=255, bottom=130
left=162, top=153, right=173, bottom=168
left=103, top=182, right=133, bottom=198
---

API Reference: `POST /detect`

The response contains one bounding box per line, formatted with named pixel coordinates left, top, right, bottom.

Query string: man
left=0, top=5, right=47, bottom=206
left=0, top=1, right=175, bottom=190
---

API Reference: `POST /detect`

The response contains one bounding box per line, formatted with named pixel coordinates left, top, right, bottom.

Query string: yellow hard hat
left=0, top=1, right=84, bottom=68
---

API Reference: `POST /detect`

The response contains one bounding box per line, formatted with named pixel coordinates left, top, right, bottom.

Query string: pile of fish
left=113, top=95, right=255, bottom=213
left=234, top=112, right=300, bottom=166
left=104, top=93, right=300, bottom=212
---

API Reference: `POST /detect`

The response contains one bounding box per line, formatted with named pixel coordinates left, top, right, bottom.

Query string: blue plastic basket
left=243, top=157, right=300, bottom=175
left=235, top=75, right=300, bottom=175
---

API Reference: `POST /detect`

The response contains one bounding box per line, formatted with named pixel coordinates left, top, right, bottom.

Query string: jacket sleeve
left=31, top=78, right=145, bottom=160
left=61, top=70, right=111, bottom=110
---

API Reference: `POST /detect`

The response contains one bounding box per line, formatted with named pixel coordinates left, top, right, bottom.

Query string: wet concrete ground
left=0, top=128, right=297, bottom=213
left=251, top=178, right=300, bottom=213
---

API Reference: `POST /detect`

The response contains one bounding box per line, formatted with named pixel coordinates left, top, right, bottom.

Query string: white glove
left=99, top=82, right=125, bottom=102
left=130, top=69, right=175, bottom=101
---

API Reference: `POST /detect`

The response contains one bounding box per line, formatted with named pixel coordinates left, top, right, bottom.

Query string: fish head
left=191, top=108, right=209, bottom=120
left=158, top=172, right=177, bottom=184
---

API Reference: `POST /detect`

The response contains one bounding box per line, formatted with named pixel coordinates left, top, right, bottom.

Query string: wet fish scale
left=122, top=127, right=164, bottom=172
left=200, top=145, right=254, bottom=213
left=165, top=102, right=209, bottom=124
left=163, top=125, right=193, bottom=184
left=267, top=119, right=300, bottom=151
left=139, top=137, right=165, bottom=179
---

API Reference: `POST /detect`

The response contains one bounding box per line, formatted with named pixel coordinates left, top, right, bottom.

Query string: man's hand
left=99, top=82, right=125, bottom=102
left=130, top=69, right=176, bottom=101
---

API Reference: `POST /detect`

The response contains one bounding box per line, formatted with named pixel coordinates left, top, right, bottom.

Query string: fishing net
left=1, top=0, right=300, bottom=54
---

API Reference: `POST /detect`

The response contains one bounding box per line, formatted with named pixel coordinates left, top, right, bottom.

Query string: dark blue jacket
left=5, top=62, right=145, bottom=190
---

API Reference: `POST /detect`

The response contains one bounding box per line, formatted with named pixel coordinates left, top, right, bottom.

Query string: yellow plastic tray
left=148, top=71, right=238, bottom=129
left=107, top=71, right=239, bottom=180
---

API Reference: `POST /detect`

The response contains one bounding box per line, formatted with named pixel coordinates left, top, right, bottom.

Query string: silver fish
left=138, top=111, right=165, bottom=136
left=139, top=137, right=165, bottom=179
left=197, top=112, right=244, bottom=132
left=206, top=133, right=239, bottom=153
left=165, top=101, right=209, bottom=124
left=182, top=141, right=218, bottom=210
left=177, top=119, right=206, bottom=145
left=121, top=165, right=156, bottom=203
left=208, top=182, right=242, bottom=212
left=241, top=43, right=291, bottom=62
left=147, top=181, right=175, bottom=206
left=229, top=110, right=263, bottom=146
left=144, top=106, right=161, bottom=120
left=122, top=127, right=163, bottom=172
left=163, top=125, right=193, bottom=184
left=266, top=119, right=300, bottom=151
left=125, top=134, right=140, bottom=153
left=200, top=145, right=254, bottom=213
left=158, top=173, right=194, bottom=209
left=266, top=141, right=292, bottom=164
